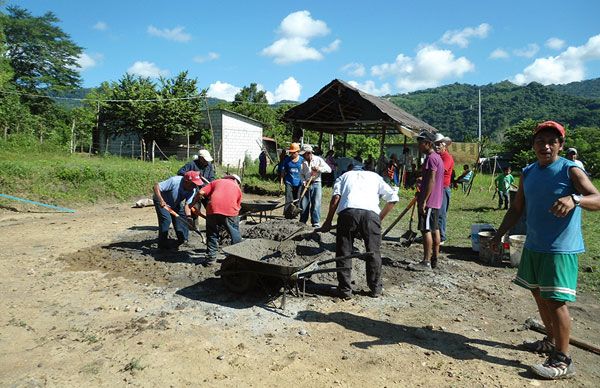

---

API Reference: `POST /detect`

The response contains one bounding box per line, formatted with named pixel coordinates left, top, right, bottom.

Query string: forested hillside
left=389, top=79, right=600, bottom=141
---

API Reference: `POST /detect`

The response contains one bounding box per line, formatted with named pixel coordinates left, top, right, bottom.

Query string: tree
left=3, top=5, right=82, bottom=94
left=501, top=119, right=537, bottom=169
left=233, top=83, right=268, bottom=105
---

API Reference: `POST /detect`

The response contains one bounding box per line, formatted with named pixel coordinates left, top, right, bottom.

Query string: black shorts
left=417, top=207, right=439, bottom=232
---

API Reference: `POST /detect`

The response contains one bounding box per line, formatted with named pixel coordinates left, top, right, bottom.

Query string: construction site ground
left=1, top=196, right=599, bottom=387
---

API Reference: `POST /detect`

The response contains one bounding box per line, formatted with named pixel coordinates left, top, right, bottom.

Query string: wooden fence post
left=152, top=140, right=156, bottom=163
left=131, top=140, right=134, bottom=158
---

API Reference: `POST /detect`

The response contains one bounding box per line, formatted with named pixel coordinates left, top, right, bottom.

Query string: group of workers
left=150, top=120, right=599, bottom=380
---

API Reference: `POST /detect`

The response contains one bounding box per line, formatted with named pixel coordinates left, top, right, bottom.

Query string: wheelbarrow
left=239, top=198, right=299, bottom=223
left=215, top=238, right=371, bottom=308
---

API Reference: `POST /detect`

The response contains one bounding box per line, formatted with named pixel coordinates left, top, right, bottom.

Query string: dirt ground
left=1, top=196, right=599, bottom=387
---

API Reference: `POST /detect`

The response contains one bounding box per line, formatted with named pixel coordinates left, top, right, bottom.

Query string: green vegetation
left=389, top=80, right=600, bottom=142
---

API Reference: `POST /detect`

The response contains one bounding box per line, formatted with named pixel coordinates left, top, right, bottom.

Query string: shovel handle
left=382, top=196, right=417, bottom=237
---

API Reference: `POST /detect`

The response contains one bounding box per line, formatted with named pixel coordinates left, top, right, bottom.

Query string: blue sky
left=13, top=0, right=600, bottom=102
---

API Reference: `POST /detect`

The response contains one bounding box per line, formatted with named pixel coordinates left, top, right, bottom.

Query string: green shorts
left=513, top=248, right=578, bottom=302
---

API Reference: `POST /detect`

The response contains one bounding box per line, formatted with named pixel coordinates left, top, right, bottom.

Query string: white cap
left=300, top=144, right=313, bottom=154
left=226, top=174, right=241, bottom=184
left=197, top=149, right=213, bottom=162
left=566, top=148, right=577, bottom=155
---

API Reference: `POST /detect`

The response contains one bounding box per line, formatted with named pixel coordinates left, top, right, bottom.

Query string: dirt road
left=1, top=200, right=599, bottom=387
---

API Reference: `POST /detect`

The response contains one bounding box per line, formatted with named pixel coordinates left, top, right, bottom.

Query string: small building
left=203, top=108, right=265, bottom=167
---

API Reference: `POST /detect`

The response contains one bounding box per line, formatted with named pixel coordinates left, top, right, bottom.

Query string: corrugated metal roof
left=283, top=79, right=437, bottom=138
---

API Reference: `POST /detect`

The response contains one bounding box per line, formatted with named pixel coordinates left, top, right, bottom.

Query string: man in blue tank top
left=492, top=121, right=600, bottom=380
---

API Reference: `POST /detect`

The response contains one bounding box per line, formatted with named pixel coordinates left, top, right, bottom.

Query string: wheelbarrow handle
left=316, top=252, right=373, bottom=265
left=295, top=266, right=352, bottom=279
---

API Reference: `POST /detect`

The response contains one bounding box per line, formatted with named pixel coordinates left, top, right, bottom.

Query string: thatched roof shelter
left=283, top=79, right=437, bottom=138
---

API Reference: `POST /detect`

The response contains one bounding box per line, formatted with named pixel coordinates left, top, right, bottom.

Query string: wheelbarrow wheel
left=219, top=257, right=257, bottom=293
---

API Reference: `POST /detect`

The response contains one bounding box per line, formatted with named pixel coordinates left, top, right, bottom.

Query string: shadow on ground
left=297, top=310, right=527, bottom=369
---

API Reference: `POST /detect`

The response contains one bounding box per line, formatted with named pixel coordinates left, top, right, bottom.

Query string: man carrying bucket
left=491, top=120, right=600, bottom=380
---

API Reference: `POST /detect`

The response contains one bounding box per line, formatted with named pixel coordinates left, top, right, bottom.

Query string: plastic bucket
left=471, top=223, right=494, bottom=252
left=478, top=231, right=502, bottom=266
left=509, top=235, right=526, bottom=267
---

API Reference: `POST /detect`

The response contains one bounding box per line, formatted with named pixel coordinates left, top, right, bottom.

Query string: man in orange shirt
left=193, top=174, right=243, bottom=265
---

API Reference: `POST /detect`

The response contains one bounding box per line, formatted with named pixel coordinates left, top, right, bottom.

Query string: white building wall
left=220, top=114, right=263, bottom=167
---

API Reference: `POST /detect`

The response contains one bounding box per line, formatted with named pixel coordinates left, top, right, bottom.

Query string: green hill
left=388, top=79, right=600, bottom=141
left=550, top=78, right=600, bottom=99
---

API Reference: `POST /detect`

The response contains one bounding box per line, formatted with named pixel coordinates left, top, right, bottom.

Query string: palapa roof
left=283, top=79, right=437, bottom=138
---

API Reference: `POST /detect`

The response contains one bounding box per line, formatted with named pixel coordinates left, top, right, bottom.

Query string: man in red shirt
left=193, top=174, right=243, bottom=264
left=434, top=133, right=455, bottom=245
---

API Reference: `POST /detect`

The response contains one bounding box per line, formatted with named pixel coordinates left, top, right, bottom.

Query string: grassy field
left=1, top=149, right=598, bottom=294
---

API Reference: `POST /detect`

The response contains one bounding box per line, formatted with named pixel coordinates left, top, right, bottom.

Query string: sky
left=12, top=0, right=600, bottom=103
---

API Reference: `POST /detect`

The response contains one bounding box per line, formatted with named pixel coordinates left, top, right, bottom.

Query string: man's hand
left=160, top=200, right=167, bottom=208
left=550, top=195, right=576, bottom=217
left=490, top=233, right=502, bottom=252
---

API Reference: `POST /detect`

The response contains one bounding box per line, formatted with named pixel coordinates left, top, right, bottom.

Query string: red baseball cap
left=534, top=121, right=565, bottom=138
left=183, top=171, right=203, bottom=186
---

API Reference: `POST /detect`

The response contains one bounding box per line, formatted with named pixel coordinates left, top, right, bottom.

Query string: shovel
left=164, top=205, right=204, bottom=239
left=401, top=202, right=418, bottom=247
left=286, top=175, right=315, bottom=219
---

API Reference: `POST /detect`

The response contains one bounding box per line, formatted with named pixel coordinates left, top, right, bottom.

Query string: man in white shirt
left=300, top=144, right=332, bottom=227
left=565, top=148, right=585, bottom=171
left=319, top=163, right=399, bottom=298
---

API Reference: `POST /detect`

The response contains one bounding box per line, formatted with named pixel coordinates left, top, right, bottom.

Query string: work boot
left=531, top=351, right=575, bottom=380
left=157, top=232, right=170, bottom=250
left=408, top=260, right=432, bottom=272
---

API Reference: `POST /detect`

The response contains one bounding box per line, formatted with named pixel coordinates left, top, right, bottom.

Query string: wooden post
left=152, top=140, right=156, bottom=163
left=186, top=129, right=190, bottom=160
left=119, top=141, right=123, bottom=156
left=70, top=119, right=75, bottom=153
left=131, top=140, right=135, bottom=158
left=105, top=138, right=109, bottom=155
left=141, top=140, right=145, bottom=161
left=378, top=126, right=387, bottom=173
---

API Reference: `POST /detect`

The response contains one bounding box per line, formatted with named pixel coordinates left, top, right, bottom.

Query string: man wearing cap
left=434, top=133, right=454, bottom=245
left=279, top=143, right=304, bottom=218
left=410, top=130, right=445, bottom=271
left=178, top=149, right=216, bottom=183
left=300, top=144, right=331, bottom=227
left=491, top=120, right=600, bottom=380
left=319, top=163, right=399, bottom=299
left=192, top=175, right=243, bottom=265
left=153, top=171, right=202, bottom=250
left=565, top=148, right=585, bottom=171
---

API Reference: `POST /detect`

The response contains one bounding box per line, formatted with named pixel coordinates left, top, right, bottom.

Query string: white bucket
left=509, top=235, right=526, bottom=267
left=471, top=223, right=494, bottom=252
left=478, top=231, right=502, bottom=266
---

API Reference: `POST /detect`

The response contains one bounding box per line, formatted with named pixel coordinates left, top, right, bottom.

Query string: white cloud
left=513, top=34, right=600, bottom=85
left=279, top=10, right=330, bottom=39
left=193, top=52, right=220, bottom=63
left=262, top=10, right=334, bottom=64
left=127, top=61, right=169, bottom=78
left=514, top=43, right=540, bottom=58
left=546, top=37, right=566, bottom=50
left=489, top=48, right=509, bottom=59
left=441, top=23, right=491, bottom=48
left=371, top=45, right=474, bottom=93
left=262, top=37, right=323, bottom=64
left=76, top=53, right=103, bottom=71
left=207, top=81, right=241, bottom=101
left=93, top=21, right=108, bottom=31
left=147, top=25, right=191, bottom=42
left=321, top=39, right=341, bottom=53
left=273, top=77, right=302, bottom=102
left=348, top=80, right=391, bottom=96
left=341, top=63, right=366, bottom=77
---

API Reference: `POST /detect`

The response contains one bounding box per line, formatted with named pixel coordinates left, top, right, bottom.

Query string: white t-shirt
left=300, top=155, right=331, bottom=183
left=333, top=169, right=399, bottom=215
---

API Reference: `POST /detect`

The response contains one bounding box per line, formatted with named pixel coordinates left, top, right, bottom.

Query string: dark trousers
left=498, top=190, right=510, bottom=209
left=284, top=183, right=301, bottom=218
left=206, top=214, right=242, bottom=259
left=154, top=201, right=189, bottom=247
left=336, top=208, right=382, bottom=296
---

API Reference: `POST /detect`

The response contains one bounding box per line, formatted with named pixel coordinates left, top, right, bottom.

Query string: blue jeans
left=300, top=181, right=322, bottom=225
left=206, top=214, right=241, bottom=259
left=284, top=183, right=301, bottom=219
left=438, top=187, right=451, bottom=241
left=154, top=200, right=189, bottom=247
left=498, top=190, right=510, bottom=209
